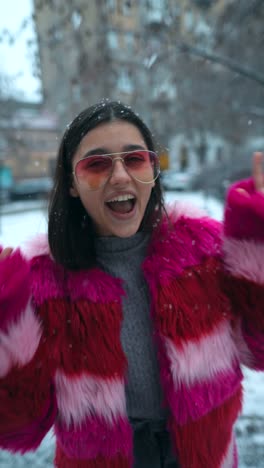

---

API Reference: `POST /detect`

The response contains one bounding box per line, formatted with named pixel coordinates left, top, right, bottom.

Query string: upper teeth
left=107, top=194, right=135, bottom=203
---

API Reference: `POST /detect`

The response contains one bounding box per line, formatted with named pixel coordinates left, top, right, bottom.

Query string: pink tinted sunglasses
left=73, top=150, right=160, bottom=191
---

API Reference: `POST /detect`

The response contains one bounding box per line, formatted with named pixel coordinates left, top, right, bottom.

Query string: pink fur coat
left=0, top=178, right=264, bottom=468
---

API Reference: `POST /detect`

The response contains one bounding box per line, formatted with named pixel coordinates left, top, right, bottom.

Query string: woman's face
left=70, top=120, right=155, bottom=237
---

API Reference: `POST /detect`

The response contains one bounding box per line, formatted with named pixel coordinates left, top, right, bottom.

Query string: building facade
left=0, top=100, right=59, bottom=181
left=32, top=0, right=262, bottom=180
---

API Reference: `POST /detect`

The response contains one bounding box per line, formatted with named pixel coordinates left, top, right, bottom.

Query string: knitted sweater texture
left=0, top=178, right=264, bottom=468
left=95, top=232, right=165, bottom=420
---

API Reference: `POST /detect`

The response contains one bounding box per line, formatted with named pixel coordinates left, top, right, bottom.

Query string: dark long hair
left=48, top=100, right=165, bottom=270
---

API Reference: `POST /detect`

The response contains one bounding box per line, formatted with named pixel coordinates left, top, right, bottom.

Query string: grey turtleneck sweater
left=95, top=232, right=166, bottom=420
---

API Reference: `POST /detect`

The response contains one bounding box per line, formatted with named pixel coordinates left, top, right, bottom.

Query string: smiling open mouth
left=106, top=194, right=136, bottom=214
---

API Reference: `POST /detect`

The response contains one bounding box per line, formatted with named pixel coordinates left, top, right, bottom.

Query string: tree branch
left=178, top=42, right=264, bottom=87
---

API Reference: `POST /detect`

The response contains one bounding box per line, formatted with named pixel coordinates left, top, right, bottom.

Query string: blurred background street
left=0, top=0, right=263, bottom=204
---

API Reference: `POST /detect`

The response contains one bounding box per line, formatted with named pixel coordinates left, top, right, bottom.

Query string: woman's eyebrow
left=123, top=144, right=147, bottom=152
left=82, top=148, right=108, bottom=157
left=82, top=144, right=147, bottom=158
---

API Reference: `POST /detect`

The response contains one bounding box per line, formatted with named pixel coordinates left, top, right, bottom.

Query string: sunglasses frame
left=72, top=150, right=160, bottom=190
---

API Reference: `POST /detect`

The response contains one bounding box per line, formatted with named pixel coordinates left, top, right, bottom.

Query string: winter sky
left=0, top=0, right=40, bottom=101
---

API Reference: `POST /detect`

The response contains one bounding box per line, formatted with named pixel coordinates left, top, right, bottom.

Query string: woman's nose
left=109, top=159, right=131, bottom=185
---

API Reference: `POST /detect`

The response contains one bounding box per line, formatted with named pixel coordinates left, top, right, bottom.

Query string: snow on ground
left=165, top=189, right=224, bottom=221
left=0, top=192, right=263, bottom=467
left=0, top=201, right=48, bottom=248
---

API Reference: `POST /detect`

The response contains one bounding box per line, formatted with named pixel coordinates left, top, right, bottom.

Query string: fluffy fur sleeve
left=222, top=178, right=264, bottom=370
left=0, top=247, right=57, bottom=453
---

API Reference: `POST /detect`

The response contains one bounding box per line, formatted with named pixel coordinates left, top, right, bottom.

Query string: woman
left=0, top=100, right=263, bottom=468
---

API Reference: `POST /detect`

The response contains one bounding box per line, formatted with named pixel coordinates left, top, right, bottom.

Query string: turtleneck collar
left=95, top=231, right=150, bottom=255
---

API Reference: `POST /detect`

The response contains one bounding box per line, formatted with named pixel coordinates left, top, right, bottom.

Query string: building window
left=146, top=0, right=165, bottom=11
left=122, top=0, right=132, bottom=15
left=180, top=146, right=188, bottom=171
left=216, top=146, right=223, bottom=162
left=71, top=10, right=82, bottom=30
left=124, top=32, right=134, bottom=50
left=71, top=82, right=81, bottom=102
left=197, top=137, right=207, bottom=165
left=117, top=70, right=134, bottom=93
left=49, top=0, right=63, bottom=7
left=107, top=0, right=117, bottom=11
left=184, top=11, right=194, bottom=31
left=193, top=0, right=213, bottom=8
left=107, top=31, right=119, bottom=49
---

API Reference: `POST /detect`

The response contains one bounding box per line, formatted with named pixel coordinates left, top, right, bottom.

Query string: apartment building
left=33, top=0, right=254, bottom=175
left=0, top=101, right=59, bottom=180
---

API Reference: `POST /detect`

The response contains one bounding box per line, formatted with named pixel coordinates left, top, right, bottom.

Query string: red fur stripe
left=240, top=322, right=264, bottom=370
left=221, top=274, right=264, bottom=333
left=0, top=388, right=57, bottom=453
left=144, top=215, right=221, bottom=287
left=154, top=257, right=232, bottom=344
left=0, top=336, right=55, bottom=434
left=0, top=249, right=30, bottom=332
left=54, top=446, right=131, bottom=467
left=38, top=299, right=127, bottom=377
left=169, top=387, right=242, bottom=468
left=30, top=255, right=68, bottom=306
left=31, top=255, right=125, bottom=307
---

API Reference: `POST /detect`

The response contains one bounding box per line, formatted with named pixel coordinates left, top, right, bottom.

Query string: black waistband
left=129, top=418, right=167, bottom=433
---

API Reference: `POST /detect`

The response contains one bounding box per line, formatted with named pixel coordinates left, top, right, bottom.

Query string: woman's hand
left=237, top=151, right=264, bottom=197
left=224, top=151, right=264, bottom=241
left=0, top=248, right=13, bottom=261
left=252, top=151, right=264, bottom=193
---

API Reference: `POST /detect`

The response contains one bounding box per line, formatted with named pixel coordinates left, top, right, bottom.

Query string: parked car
left=9, top=177, right=53, bottom=201
left=161, top=170, right=193, bottom=191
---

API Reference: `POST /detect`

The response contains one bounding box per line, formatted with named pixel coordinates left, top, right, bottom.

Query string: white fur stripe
left=221, top=432, right=235, bottom=468
left=22, top=233, right=50, bottom=260
left=55, top=370, right=126, bottom=427
left=223, top=237, right=264, bottom=284
left=169, top=201, right=207, bottom=221
left=164, top=320, right=239, bottom=386
left=0, top=302, right=41, bottom=377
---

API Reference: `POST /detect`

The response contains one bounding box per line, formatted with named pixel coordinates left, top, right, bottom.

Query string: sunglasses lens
left=75, top=156, right=112, bottom=189
left=74, top=151, right=160, bottom=190
left=124, top=151, right=160, bottom=183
